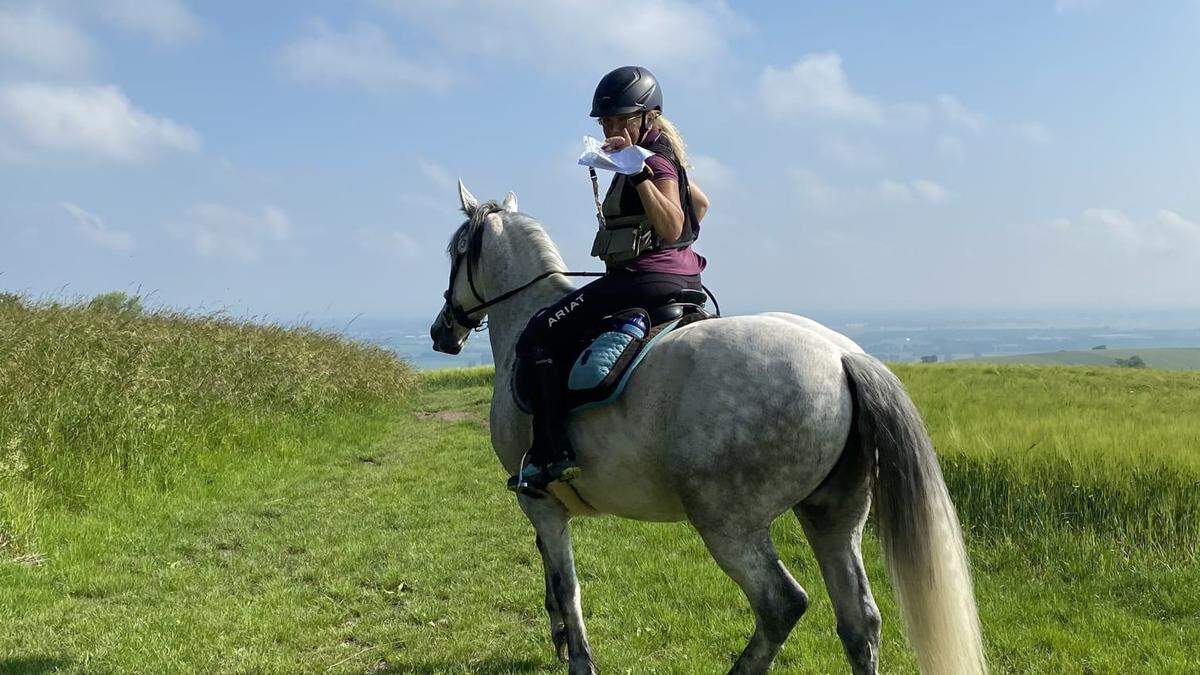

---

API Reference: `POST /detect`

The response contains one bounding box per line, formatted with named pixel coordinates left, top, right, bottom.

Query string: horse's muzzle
left=430, top=315, right=468, bottom=355
left=432, top=334, right=466, bottom=355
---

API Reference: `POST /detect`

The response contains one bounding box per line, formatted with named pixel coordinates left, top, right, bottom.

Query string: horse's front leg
left=519, top=494, right=596, bottom=675
left=536, top=534, right=569, bottom=662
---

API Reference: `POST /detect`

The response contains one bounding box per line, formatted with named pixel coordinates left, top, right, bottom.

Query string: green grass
left=892, top=363, right=1200, bottom=553
left=2, top=314, right=1198, bottom=672
left=964, top=346, right=1200, bottom=369
left=0, top=293, right=414, bottom=558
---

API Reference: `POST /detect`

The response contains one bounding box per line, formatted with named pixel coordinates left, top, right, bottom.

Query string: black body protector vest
left=590, top=134, right=699, bottom=266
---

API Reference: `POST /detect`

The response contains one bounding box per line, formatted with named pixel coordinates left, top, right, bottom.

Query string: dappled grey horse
left=429, top=182, right=986, bottom=675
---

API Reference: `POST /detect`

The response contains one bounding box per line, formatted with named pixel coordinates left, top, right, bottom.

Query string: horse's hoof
left=552, top=626, right=569, bottom=662
left=567, top=657, right=597, bottom=675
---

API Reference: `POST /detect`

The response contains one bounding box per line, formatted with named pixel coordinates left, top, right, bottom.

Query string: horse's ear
left=458, top=179, right=479, bottom=215
left=502, top=191, right=518, bottom=213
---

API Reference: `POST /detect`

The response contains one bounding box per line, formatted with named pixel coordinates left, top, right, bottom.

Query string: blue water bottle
left=612, top=312, right=648, bottom=339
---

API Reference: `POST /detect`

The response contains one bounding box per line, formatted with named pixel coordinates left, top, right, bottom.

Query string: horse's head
left=430, top=179, right=519, bottom=354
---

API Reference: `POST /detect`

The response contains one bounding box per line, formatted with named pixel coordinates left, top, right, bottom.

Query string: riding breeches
left=515, top=270, right=702, bottom=360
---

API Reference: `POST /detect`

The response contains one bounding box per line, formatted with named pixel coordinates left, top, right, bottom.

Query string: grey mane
left=447, top=201, right=566, bottom=274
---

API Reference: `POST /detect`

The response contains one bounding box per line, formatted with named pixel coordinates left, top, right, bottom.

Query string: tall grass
left=893, top=363, right=1200, bottom=556
left=0, top=293, right=414, bottom=553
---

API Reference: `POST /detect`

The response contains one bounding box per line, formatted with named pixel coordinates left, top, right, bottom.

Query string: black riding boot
left=507, top=352, right=580, bottom=495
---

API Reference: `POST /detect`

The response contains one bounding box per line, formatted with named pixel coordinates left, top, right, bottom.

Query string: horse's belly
left=560, top=418, right=690, bottom=521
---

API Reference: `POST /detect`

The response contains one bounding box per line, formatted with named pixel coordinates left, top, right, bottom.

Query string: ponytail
left=650, top=113, right=689, bottom=168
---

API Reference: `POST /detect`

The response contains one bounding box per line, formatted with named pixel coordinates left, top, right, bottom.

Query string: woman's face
left=598, top=113, right=643, bottom=142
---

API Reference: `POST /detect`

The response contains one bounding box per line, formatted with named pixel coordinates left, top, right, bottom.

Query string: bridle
left=437, top=209, right=603, bottom=333
left=437, top=225, right=489, bottom=331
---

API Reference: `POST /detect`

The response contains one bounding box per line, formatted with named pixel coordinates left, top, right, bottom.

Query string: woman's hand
left=601, top=127, right=634, bottom=152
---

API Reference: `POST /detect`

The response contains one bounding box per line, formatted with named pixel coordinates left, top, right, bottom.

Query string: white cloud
left=1064, top=208, right=1200, bottom=256
left=878, top=178, right=950, bottom=204
left=688, top=154, right=734, bottom=191
left=377, top=0, right=743, bottom=73
left=819, top=136, right=883, bottom=170
left=791, top=168, right=840, bottom=208
left=171, top=204, right=292, bottom=262
left=0, top=83, right=201, bottom=162
left=912, top=179, right=950, bottom=204
left=98, top=0, right=203, bottom=45
left=791, top=170, right=951, bottom=210
left=60, top=202, right=134, bottom=251
left=877, top=179, right=911, bottom=202
left=936, top=94, right=985, bottom=133
left=759, top=52, right=883, bottom=124
left=0, top=4, right=94, bottom=74
left=417, top=157, right=455, bottom=191
left=278, top=19, right=454, bottom=92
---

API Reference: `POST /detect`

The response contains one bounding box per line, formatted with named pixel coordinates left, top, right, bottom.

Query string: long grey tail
left=841, top=352, right=987, bottom=675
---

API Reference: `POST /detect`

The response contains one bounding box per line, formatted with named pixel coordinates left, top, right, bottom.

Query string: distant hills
left=961, top=347, right=1200, bottom=370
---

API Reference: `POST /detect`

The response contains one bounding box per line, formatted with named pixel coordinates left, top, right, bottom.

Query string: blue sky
left=2, top=0, right=1198, bottom=320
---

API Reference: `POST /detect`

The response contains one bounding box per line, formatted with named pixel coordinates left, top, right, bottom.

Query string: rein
left=445, top=269, right=606, bottom=330
left=441, top=206, right=607, bottom=330
left=441, top=203, right=721, bottom=332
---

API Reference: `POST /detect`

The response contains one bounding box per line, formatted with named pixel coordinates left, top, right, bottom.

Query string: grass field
left=2, top=303, right=1198, bottom=672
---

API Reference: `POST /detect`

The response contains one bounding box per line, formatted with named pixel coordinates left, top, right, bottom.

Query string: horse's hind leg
left=520, top=494, right=596, bottom=675
left=694, top=525, right=809, bottom=674
left=795, top=475, right=881, bottom=675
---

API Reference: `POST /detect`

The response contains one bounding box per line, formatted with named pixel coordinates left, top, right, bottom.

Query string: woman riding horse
left=508, top=65, right=712, bottom=494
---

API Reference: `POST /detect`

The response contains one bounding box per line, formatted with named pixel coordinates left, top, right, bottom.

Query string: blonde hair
left=649, top=112, right=689, bottom=168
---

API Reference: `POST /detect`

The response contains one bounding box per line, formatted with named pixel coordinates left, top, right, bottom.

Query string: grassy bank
left=0, top=293, right=414, bottom=559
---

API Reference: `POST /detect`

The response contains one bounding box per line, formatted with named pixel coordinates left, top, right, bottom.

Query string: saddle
left=512, top=288, right=713, bottom=414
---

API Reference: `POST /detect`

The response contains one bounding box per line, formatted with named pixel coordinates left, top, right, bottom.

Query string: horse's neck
left=486, top=275, right=573, bottom=373
left=480, top=225, right=574, bottom=373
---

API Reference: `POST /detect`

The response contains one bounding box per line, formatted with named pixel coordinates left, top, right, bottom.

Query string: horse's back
left=568, top=315, right=856, bottom=525
left=757, top=312, right=866, bottom=354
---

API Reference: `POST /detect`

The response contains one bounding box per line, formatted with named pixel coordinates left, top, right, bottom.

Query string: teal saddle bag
left=511, top=307, right=709, bottom=415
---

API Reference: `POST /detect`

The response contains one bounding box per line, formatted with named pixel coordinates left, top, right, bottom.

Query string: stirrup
left=506, top=458, right=580, bottom=496
left=507, top=463, right=549, bottom=497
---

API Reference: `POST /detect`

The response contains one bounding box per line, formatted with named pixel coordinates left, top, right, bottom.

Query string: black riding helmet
left=590, top=66, right=662, bottom=118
